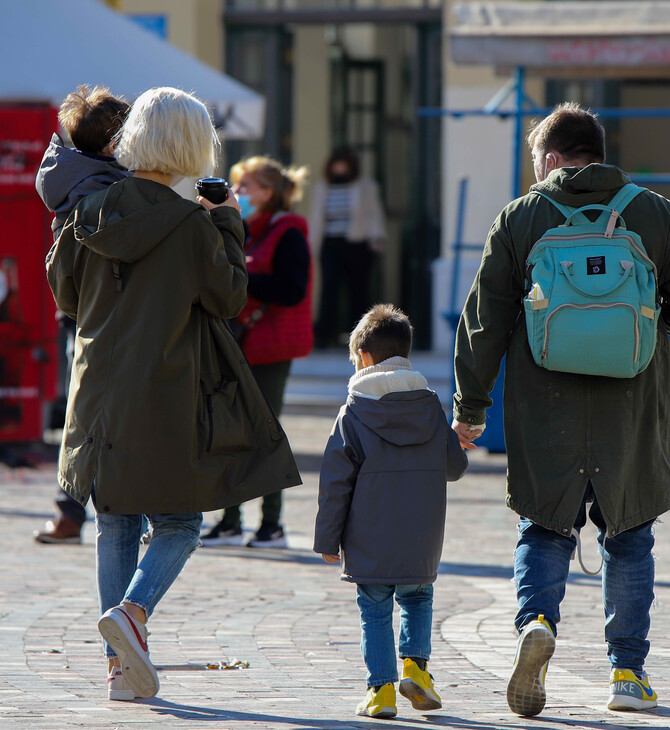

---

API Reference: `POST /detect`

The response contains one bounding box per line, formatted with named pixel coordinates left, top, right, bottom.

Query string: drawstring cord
left=571, top=527, right=604, bottom=576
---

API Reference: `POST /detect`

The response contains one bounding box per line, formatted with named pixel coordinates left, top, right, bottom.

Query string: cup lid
left=196, top=177, right=227, bottom=185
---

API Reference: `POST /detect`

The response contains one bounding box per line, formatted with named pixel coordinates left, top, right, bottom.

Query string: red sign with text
left=0, top=105, right=59, bottom=442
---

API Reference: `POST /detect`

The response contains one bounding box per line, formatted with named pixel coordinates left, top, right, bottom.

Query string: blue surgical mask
left=236, top=193, right=257, bottom=220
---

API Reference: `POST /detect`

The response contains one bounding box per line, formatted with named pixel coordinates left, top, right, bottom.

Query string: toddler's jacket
left=314, top=357, right=467, bottom=584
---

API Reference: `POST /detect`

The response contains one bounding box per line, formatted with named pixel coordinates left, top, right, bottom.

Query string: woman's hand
left=197, top=194, right=241, bottom=214
left=321, top=553, right=340, bottom=563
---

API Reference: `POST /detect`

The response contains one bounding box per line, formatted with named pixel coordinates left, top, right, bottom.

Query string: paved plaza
left=1, top=405, right=670, bottom=729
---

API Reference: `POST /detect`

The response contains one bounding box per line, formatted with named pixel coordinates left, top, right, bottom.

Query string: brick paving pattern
left=1, top=406, right=669, bottom=729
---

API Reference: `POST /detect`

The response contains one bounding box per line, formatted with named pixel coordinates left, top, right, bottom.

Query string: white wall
left=433, top=84, right=516, bottom=353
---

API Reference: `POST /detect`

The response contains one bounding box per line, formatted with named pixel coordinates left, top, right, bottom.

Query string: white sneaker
left=507, top=614, right=555, bottom=717
left=108, top=666, right=137, bottom=701
left=98, top=606, right=159, bottom=698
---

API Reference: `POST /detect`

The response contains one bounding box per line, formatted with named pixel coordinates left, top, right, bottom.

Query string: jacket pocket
left=200, top=377, right=254, bottom=457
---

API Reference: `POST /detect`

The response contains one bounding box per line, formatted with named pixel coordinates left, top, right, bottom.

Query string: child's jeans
left=356, top=583, right=433, bottom=688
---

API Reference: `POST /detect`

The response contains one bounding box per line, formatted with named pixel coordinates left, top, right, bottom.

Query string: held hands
left=197, top=194, right=241, bottom=214
left=452, top=420, right=483, bottom=451
left=321, top=553, right=341, bottom=563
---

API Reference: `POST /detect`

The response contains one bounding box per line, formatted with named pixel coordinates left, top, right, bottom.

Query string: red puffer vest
left=237, top=211, right=313, bottom=366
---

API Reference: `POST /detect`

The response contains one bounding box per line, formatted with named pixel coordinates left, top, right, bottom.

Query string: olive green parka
left=454, top=165, right=670, bottom=537
left=47, top=177, right=301, bottom=514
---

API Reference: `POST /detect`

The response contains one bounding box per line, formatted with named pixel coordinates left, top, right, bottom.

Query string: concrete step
left=284, top=349, right=453, bottom=408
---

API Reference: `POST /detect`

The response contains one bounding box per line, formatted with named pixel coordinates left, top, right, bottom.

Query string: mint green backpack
left=524, top=183, right=659, bottom=378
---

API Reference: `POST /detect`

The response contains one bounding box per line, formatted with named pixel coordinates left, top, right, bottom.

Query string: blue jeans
left=96, top=511, right=203, bottom=658
left=356, top=583, right=433, bottom=688
left=514, top=491, right=654, bottom=674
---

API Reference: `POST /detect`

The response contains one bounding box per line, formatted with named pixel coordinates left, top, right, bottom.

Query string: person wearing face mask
left=452, top=102, right=670, bottom=716
left=200, top=156, right=313, bottom=548
left=309, top=147, right=387, bottom=349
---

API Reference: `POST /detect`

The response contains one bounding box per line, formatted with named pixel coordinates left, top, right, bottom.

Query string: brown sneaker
left=34, top=516, right=82, bottom=544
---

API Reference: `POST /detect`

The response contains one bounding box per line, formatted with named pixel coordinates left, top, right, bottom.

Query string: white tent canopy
left=0, top=0, right=265, bottom=139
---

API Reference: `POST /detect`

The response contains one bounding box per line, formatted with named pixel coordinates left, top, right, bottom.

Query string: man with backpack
left=453, top=102, right=670, bottom=716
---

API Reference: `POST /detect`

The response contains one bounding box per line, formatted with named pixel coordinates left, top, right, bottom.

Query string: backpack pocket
left=523, top=296, right=548, bottom=368
left=542, top=302, right=641, bottom=378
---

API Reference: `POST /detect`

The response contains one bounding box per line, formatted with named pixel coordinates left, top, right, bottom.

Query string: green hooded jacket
left=454, top=165, right=670, bottom=537
left=47, top=176, right=301, bottom=514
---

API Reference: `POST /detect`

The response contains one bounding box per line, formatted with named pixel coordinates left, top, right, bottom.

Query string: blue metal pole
left=448, top=177, right=469, bottom=325
left=512, top=66, right=525, bottom=200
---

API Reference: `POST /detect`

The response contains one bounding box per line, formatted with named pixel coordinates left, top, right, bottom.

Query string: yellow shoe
left=608, top=669, right=658, bottom=711
left=507, top=614, right=555, bottom=717
left=356, top=683, right=397, bottom=718
left=399, top=658, right=442, bottom=711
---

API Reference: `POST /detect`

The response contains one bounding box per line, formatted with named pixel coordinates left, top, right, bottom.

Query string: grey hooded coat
left=314, top=359, right=467, bottom=584
left=35, top=133, right=129, bottom=239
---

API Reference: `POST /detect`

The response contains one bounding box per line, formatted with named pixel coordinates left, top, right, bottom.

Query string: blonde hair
left=115, top=87, right=220, bottom=178
left=58, top=85, right=129, bottom=154
left=230, top=156, right=308, bottom=212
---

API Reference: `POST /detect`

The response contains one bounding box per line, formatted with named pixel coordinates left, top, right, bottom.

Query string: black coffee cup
left=195, top=177, right=229, bottom=204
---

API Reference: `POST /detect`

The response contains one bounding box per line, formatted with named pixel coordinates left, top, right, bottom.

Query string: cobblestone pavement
left=1, top=406, right=670, bottom=729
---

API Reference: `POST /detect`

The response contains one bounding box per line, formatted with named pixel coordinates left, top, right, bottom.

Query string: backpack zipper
left=542, top=302, right=639, bottom=363
left=528, top=231, right=657, bottom=279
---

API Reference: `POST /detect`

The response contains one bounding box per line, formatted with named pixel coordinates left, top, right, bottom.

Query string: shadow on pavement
left=294, top=452, right=324, bottom=474
left=0, top=507, right=59, bottom=521
left=143, top=698, right=670, bottom=729
left=145, top=697, right=421, bottom=727
left=428, top=712, right=670, bottom=729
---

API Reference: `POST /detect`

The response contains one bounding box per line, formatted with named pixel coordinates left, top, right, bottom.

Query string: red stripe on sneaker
left=117, top=607, right=148, bottom=652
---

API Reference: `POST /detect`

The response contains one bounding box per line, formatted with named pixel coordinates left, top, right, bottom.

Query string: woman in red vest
left=200, top=156, right=313, bottom=548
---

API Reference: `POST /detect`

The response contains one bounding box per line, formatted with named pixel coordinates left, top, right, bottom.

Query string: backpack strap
left=532, top=190, right=590, bottom=225
left=606, top=182, right=644, bottom=215
left=595, top=183, right=644, bottom=236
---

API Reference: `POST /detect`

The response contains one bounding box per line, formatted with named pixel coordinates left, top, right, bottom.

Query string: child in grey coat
left=314, top=303, right=468, bottom=718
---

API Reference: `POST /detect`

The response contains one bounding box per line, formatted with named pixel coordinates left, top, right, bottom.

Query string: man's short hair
left=349, top=304, right=413, bottom=365
left=527, top=102, right=606, bottom=164
left=58, top=85, right=129, bottom=155
left=115, top=87, right=220, bottom=178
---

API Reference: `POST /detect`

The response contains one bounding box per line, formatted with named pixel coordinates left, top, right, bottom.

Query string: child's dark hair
left=349, top=304, right=413, bottom=365
left=58, top=85, right=130, bottom=155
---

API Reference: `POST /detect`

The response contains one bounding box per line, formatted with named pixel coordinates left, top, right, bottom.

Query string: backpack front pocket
left=542, top=303, right=638, bottom=378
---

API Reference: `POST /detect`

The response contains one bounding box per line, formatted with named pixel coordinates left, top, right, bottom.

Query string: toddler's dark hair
left=349, top=303, right=413, bottom=365
left=58, top=85, right=130, bottom=155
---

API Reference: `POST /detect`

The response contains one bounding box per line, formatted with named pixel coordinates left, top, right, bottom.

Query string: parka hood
left=35, top=133, right=128, bottom=214
left=529, top=163, right=630, bottom=208
left=72, top=176, right=199, bottom=263
left=347, top=357, right=442, bottom=446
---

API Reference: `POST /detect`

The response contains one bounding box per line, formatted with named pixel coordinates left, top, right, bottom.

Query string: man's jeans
left=514, top=492, right=654, bottom=674
left=96, top=512, right=202, bottom=658
left=356, top=583, right=433, bottom=688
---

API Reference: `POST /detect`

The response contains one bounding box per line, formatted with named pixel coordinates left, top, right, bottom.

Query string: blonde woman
left=200, top=156, right=312, bottom=548
left=46, top=89, right=300, bottom=700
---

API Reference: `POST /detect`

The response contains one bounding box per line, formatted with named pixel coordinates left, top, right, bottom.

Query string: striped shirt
left=323, top=183, right=355, bottom=237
